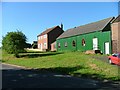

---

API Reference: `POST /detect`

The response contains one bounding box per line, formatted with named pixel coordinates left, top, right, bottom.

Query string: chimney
left=61, top=23, right=63, bottom=30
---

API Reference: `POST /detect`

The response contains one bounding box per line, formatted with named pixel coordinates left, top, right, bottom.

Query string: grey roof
left=57, top=17, right=114, bottom=39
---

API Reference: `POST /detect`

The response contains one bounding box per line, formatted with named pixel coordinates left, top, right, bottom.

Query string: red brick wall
left=48, top=26, right=64, bottom=50
left=118, top=22, right=120, bottom=52
left=37, top=26, right=64, bottom=51
left=111, top=22, right=120, bottom=53
left=51, top=42, right=56, bottom=51
left=37, top=34, right=48, bottom=51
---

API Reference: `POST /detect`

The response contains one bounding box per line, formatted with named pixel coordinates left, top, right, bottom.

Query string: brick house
left=111, top=15, right=120, bottom=53
left=51, top=41, right=56, bottom=51
left=37, top=25, right=64, bottom=51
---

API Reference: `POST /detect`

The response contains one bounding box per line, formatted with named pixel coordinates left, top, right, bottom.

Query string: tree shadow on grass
left=21, top=51, right=45, bottom=53
left=32, top=67, right=107, bottom=80
left=19, top=52, right=64, bottom=58
left=33, top=65, right=86, bottom=74
left=28, top=66, right=120, bottom=82
left=34, top=66, right=120, bottom=88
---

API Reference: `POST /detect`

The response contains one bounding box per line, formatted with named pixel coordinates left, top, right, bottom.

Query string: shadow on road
left=2, top=66, right=120, bottom=89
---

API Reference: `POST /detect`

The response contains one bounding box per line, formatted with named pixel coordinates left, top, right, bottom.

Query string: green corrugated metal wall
left=57, top=31, right=112, bottom=54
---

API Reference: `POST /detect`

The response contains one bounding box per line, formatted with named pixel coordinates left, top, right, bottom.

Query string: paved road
left=2, top=64, right=120, bottom=89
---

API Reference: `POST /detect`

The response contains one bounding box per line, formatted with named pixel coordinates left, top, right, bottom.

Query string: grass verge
left=2, top=50, right=120, bottom=81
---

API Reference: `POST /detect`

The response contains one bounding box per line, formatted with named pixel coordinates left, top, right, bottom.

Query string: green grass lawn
left=2, top=50, right=120, bottom=81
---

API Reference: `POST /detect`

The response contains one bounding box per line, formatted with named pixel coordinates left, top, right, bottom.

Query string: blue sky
left=2, top=2, right=118, bottom=46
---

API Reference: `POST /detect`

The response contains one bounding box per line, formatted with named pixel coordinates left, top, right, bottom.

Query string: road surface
left=2, top=63, right=120, bottom=89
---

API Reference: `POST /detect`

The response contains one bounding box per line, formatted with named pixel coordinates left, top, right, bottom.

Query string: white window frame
left=58, top=42, right=60, bottom=48
left=82, top=39, right=86, bottom=46
left=41, top=36, right=42, bottom=39
left=44, top=34, right=47, bottom=38
left=38, top=36, right=40, bottom=40
left=44, top=43, right=47, bottom=48
left=38, top=44, right=41, bottom=49
left=64, top=42, right=67, bottom=47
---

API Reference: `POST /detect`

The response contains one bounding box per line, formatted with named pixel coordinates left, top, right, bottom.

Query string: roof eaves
left=37, top=26, right=59, bottom=37
left=101, top=17, right=115, bottom=31
left=111, top=15, right=120, bottom=23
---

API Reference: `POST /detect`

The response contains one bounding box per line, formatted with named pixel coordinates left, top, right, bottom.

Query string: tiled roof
left=38, top=26, right=59, bottom=36
left=57, top=17, right=114, bottom=39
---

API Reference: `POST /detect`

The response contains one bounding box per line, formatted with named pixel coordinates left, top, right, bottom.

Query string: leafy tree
left=25, top=43, right=32, bottom=48
left=32, top=43, right=37, bottom=49
left=32, top=41, right=37, bottom=49
left=2, top=31, right=27, bottom=57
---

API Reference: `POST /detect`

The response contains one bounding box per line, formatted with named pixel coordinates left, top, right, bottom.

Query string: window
left=72, top=40, right=76, bottom=47
left=118, top=54, right=120, bottom=58
left=64, top=42, right=67, bottom=47
left=38, top=36, right=40, bottom=40
left=38, top=44, right=41, bottom=49
left=40, top=36, right=42, bottom=39
left=58, top=42, right=60, bottom=48
left=44, top=34, right=47, bottom=38
left=112, top=53, right=118, bottom=57
left=82, top=39, right=86, bottom=46
left=44, top=43, right=47, bottom=48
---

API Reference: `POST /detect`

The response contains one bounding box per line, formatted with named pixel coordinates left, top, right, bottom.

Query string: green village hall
left=56, top=16, right=120, bottom=54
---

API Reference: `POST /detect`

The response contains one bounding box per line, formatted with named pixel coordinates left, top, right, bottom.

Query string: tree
left=32, top=41, right=37, bottom=49
left=25, top=43, right=32, bottom=48
left=32, top=43, right=37, bottom=49
left=2, top=31, right=27, bottom=57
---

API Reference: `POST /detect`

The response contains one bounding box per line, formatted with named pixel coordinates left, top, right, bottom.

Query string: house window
left=40, top=36, right=42, bottom=39
left=82, top=39, right=86, bottom=46
left=38, top=36, right=40, bottom=40
left=58, top=42, right=60, bottom=48
left=38, top=44, right=41, bottom=49
left=44, top=34, right=47, bottom=38
left=44, top=43, right=47, bottom=48
left=64, top=42, right=67, bottom=47
left=72, top=40, right=76, bottom=47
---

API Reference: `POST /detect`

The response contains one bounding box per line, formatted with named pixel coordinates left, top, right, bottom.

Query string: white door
left=105, top=42, right=110, bottom=54
left=93, top=38, right=98, bottom=50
